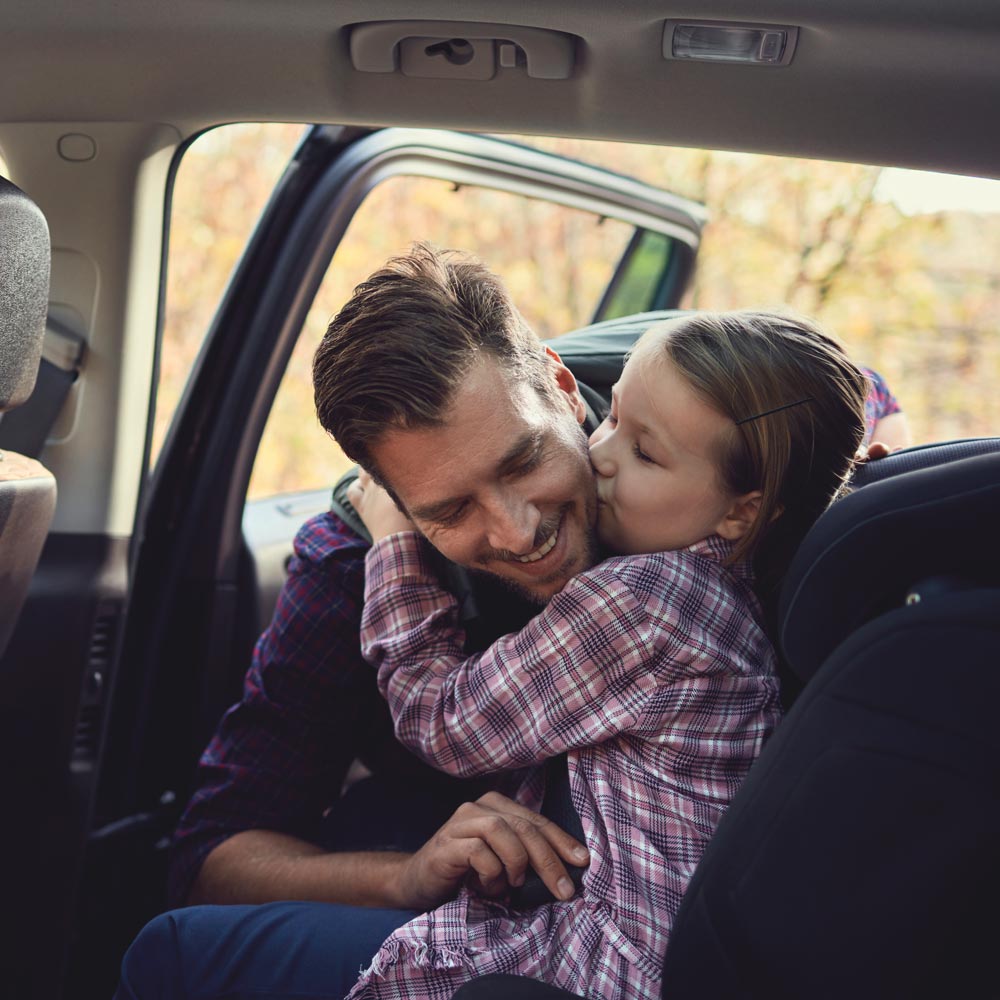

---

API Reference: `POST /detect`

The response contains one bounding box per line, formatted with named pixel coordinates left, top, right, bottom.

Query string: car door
left=69, top=123, right=704, bottom=994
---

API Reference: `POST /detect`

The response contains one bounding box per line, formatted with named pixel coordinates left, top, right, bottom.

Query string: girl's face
left=588, top=344, right=760, bottom=556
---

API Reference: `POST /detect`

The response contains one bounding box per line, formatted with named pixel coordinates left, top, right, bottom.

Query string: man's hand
left=347, top=468, right=415, bottom=542
left=396, top=792, right=590, bottom=911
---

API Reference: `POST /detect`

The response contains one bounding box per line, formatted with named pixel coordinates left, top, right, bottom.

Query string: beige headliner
left=5, top=0, right=1000, bottom=178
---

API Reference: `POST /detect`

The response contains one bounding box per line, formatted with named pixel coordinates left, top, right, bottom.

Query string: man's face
left=370, top=354, right=599, bottom=603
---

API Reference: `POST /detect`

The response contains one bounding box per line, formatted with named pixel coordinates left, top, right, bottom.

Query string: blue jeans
left=114, top=901, right=417, bottom=999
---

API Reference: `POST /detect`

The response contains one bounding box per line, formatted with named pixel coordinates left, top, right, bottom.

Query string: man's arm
left=189, top=830, right=412, bottom=906
left=170, top=511, right=375, bottom=906
left=190, top=792, right=590, bottom=908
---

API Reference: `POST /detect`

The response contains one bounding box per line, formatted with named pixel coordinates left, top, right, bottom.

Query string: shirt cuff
left=364, top=530, right=438, bottom=592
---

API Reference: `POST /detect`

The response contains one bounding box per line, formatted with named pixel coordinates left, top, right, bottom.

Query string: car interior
left=1, top=2, right=999, bottom=997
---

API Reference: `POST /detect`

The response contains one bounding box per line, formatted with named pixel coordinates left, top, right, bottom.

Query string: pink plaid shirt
left=352, top=532, right=780, bottom=1000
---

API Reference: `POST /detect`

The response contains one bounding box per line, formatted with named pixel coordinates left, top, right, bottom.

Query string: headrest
left=779, top=449, right=1000, bottom=684
left=850, top=436, right=1000, bottom=489
left=544, top=309, right=682, bottom=387
left=0, top=178, right=50, bottom=412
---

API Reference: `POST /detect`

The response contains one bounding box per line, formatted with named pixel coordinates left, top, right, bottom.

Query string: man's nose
left=483, top=490, right=542, bottom=555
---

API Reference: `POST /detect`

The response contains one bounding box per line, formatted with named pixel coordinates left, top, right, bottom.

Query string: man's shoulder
left=293, top=509, right=370, bottom=564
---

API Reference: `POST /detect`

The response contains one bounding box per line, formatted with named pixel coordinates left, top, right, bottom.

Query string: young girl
left=346, top=310, right=868, bottom=1000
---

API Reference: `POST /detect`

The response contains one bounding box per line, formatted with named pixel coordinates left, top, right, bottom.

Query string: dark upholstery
left=659, top=450, right=1000, bottom=999
left=0, top=177, right=56, bottom=655
left=453, top=977, right=582, bottom=1000
left=849, top=435, right=1000, bottom=488
left=781, top=449, right=1000, bottom=685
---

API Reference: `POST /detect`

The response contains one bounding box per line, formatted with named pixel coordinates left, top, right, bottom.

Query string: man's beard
left=470, top=516, right=602, bottom=606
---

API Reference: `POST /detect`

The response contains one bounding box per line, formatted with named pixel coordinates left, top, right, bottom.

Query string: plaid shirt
left=167, top=511, right=531, bottom=905
left=167, top=512, right=374, bottom=905
left=354, top=532, right=781, bottom=1000
left=862, top=366, right=902, bottom=444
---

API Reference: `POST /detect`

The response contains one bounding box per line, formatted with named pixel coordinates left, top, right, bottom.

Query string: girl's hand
left=347, top=467, right=416, bottom=542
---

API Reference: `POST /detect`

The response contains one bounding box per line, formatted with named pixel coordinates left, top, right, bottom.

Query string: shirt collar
left=687, top=533, right=754, bottom=580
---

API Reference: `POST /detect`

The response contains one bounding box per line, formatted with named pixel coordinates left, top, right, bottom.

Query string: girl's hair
left=642, top=310, right=868, bottom=617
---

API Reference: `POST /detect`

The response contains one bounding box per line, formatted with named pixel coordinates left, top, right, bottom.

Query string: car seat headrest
left=0, top=177, right=50, bottom=412
left=779, top=450, right=1000, bottom=684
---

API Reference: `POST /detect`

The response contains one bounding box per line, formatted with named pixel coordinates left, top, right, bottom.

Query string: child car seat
left=659, top=450, right=1000, bottom=999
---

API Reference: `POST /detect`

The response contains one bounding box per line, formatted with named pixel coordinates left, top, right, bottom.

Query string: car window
left=159, top=126, right=1000, bottom=502
left=152, top=123, right=306, bottom=465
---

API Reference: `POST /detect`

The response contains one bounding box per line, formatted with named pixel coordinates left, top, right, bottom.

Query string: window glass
left=596, top=230, right=676, bottom=322
left=154, top=123, right=305, bottom=465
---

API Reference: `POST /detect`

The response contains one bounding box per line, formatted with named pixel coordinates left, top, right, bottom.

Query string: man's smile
left=514, top=525, right=560, bottom=563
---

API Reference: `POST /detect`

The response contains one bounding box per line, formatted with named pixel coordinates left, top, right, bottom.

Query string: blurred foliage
left=158, top=124, right=1000, bottom=500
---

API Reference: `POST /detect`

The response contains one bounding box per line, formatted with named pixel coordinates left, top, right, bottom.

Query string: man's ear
left=544, top=345, right=587, bottom=425
left=714, top=491, right=764, bottom=542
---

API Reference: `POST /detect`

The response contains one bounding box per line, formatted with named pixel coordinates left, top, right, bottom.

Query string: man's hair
left=313, top=242, right=551, bottom=482
left=640, top=310, right=868, bottom=611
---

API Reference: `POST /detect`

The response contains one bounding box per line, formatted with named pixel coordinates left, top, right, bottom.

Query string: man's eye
left=506, top=445, right=544, bottom=479
left=429, top=503, right=468, bottom=528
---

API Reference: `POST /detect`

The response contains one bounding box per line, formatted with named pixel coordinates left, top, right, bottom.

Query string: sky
left=876, top=167, right=1000, bottom=216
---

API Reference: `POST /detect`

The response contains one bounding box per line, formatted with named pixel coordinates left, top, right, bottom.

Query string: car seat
left=453, top=442, right=1000, bottom=1000
left=0, top=176, right=56, bottom=655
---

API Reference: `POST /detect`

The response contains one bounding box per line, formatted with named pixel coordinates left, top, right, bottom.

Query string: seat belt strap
left=0, top=318, right=86, bottom=457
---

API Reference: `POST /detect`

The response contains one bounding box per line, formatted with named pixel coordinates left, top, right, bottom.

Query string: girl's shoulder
left=579, top=548, right=771, bottom=673
left=583, top=540, right=741, bottom=599
left=589, top=535, right=743, bottom=581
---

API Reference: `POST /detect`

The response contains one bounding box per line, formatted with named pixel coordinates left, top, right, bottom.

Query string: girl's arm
left=361, top=531, right=668, bottom=777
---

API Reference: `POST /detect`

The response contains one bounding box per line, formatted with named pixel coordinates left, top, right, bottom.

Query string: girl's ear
left=715, top=491, right=764, bottom=541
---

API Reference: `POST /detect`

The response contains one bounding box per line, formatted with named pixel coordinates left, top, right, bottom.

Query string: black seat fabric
left=0, top=177, right=56, bottom=654
left=452, top=977, right=583, bottom=1000
left=658, top=451, right=1000, bottom=999
left=849, top=435, right=1000, bottom=488
left=659, top=592, right=999, bottom=999
left=781, top=449, right=1000, bottom=685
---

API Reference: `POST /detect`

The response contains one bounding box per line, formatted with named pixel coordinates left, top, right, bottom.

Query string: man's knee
left=116, top=910, right=185, bottom=999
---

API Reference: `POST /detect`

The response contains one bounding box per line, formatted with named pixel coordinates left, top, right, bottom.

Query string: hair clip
left=735, top=397, right=814, bottom=425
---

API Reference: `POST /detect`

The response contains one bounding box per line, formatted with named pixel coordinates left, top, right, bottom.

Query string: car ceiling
left=4, top=0, right=1000, bottom=177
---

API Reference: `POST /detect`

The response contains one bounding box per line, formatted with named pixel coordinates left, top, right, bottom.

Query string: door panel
left=1, top=533, right=129, bottom=1000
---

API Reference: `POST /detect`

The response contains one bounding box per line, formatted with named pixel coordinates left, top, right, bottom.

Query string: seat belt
left=0, top=317, right=86, bottom=457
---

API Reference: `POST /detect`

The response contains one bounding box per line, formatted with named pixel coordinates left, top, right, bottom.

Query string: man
left=124, top=244, right=603, bottom=996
